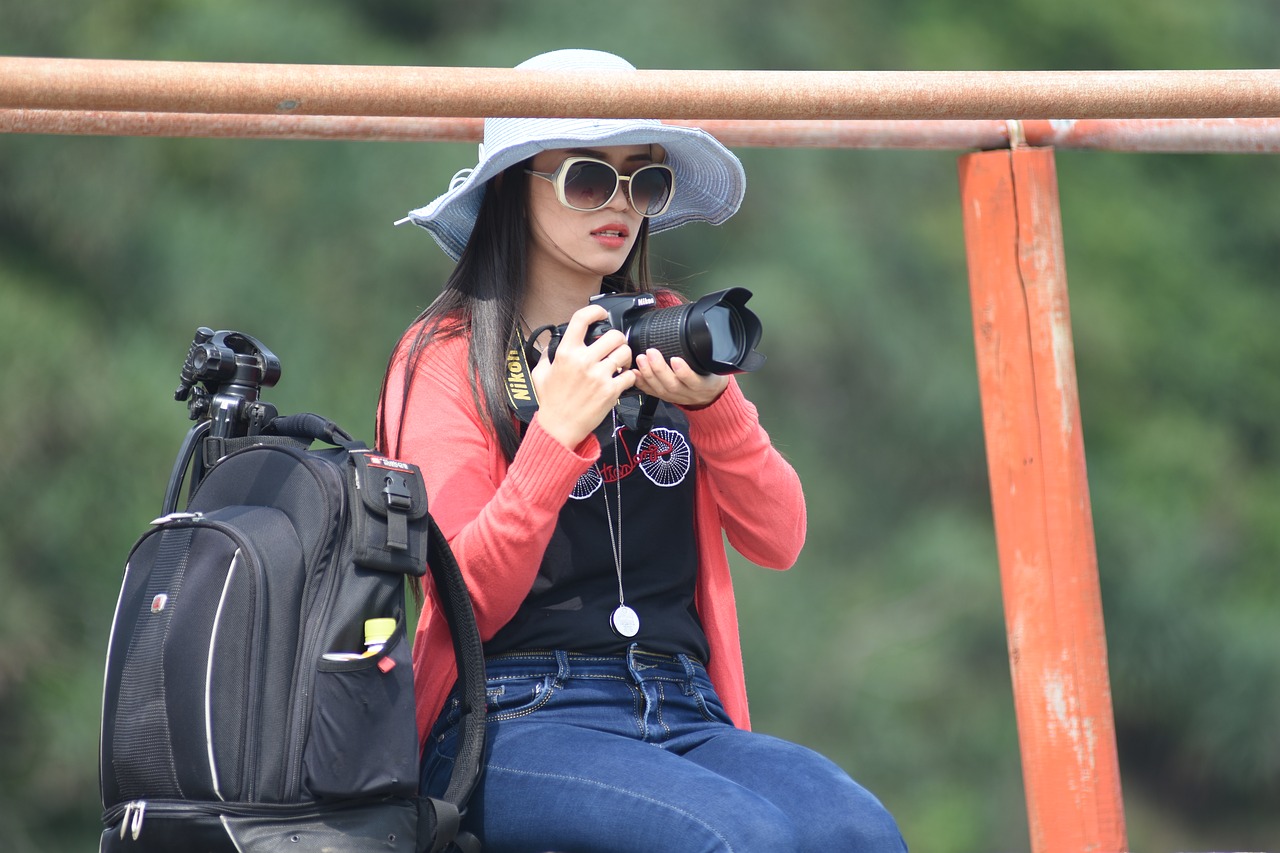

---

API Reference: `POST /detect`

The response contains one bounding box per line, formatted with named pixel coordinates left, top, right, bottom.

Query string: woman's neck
left=521, top=275, right=605, bottom=332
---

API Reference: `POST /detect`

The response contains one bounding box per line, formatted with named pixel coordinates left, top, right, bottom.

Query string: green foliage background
left=3, top=1, right=1278, bottom=850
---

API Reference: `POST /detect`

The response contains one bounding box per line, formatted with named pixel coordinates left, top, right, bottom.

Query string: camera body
left=559, top=291, right=660, bottom=356
left=539, top=287, right=765, bottom=376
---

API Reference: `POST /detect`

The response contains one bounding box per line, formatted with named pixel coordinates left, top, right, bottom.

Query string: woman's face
left=524, top=144, right=663, bottom=287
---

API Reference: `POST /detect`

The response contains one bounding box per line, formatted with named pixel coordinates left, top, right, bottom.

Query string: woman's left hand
left=632, top=349, right=729, bottom=408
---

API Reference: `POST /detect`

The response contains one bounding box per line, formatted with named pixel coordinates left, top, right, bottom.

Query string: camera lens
left=626, top=288, right=764, bottom=376
left=703, top=304, right=745, bottom=364
left=627, top=306, right=690, bottom=365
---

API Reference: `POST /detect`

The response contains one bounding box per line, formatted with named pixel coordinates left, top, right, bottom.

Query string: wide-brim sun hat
left=397, top=49, right=747, bottom=261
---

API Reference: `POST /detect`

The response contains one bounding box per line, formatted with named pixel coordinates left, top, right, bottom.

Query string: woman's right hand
left=530, top=305, right=636, bottom=450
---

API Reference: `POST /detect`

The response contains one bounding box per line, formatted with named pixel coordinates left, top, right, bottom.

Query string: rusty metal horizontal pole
left=0, top=109, right=487, bottom=142
left=5, top=109, right=1280, bottom=153
left=1019, top=117, right=1280, bottom=153
left=705, top=117, right=1280, bottom=152
left=2, top=57, right=1280, bottom=120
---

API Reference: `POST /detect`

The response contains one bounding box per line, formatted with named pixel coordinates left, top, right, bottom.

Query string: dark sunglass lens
left=630, top=166, right=673, bottom=215
left=562, top=161, right=618, bottom=210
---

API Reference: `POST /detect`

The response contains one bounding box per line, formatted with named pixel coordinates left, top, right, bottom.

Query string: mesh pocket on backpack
left=302, top=616, right=419, bottom=799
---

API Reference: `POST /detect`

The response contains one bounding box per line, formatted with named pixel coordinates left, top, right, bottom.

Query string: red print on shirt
left=570, top=426, right=692, bottom=499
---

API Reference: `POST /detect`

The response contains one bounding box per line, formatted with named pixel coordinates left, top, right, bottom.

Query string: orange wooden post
left=957, top=147, right=1128, bottom=853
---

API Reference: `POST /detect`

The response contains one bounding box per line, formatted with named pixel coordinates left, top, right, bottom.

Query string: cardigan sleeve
left=383, top=333, right=601, bottom=639
left=684, top=377, right=806, bottom=570
left=647, top=287, right=805, bottom=568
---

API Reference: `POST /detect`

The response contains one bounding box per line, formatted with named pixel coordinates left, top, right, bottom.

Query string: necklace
left=518, top=314, right=545, bottom=354
left=603, top=407, right=640, bottom=638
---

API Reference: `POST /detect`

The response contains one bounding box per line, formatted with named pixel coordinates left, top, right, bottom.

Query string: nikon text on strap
left=505, top=327, right=658, bottom=434
left=506, top=328, right=541, bottom=424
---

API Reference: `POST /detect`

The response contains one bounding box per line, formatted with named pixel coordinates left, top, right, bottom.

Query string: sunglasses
left=526, top=156, right=675, bottom=217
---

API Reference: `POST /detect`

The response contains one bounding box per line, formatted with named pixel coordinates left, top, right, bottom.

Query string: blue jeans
left=422, top=647, right=907, bottom=852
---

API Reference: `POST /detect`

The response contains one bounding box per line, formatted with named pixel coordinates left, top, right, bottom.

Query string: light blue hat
left=397, top=49, right=747, bottom=261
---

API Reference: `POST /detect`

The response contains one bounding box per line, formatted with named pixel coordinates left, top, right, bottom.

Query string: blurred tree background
left=2, top=1, right=1279, bottom=850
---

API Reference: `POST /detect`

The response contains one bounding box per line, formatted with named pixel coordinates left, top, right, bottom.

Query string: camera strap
left=505, top=328, right=540, bottom=424
left=504, top=328, right=659, bottom=434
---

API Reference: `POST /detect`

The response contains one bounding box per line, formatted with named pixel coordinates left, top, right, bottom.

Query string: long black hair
left=378, top=161, right=655, bottom=461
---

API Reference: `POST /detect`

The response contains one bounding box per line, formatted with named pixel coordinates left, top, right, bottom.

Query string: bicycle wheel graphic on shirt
left=570, top=464, right=603, bottom=499
left=637, top=428, right=692, bottom=487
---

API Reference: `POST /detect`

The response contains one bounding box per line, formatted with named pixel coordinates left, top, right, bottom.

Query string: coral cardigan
left=381, top=318, right=806, bottom=746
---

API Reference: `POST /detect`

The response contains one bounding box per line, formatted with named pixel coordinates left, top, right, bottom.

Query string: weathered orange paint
left=958, top=147, right=1128, bottom=853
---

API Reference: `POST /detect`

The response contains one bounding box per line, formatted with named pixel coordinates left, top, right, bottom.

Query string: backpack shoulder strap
left=422, top=516, right=487, bottom=844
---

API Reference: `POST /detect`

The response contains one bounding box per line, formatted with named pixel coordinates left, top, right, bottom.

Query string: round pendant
left=610, top=604, right=640, bottom=638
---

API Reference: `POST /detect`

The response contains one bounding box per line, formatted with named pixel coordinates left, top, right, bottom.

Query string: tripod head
left=175, top=327, right=282, bottom=439
left=162, top=328, right=284, bottom=514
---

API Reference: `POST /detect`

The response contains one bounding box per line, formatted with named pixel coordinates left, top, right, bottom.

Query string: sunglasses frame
left=526, top=156, right=676, bottom=218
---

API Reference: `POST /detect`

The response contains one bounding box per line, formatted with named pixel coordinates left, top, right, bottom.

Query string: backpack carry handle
left=161, top=413, right=359, bottom=516
left=268, top=413, right=362, bottom=449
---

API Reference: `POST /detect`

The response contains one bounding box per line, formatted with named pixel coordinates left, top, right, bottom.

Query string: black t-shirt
left=485, top=396, right=709, bottom=661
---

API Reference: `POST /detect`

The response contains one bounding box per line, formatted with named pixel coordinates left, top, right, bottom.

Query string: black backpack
left=99, top=329, right=486, bottom=853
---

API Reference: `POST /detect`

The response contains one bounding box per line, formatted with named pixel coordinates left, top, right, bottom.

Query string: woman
left=380, top=49, right=906, bottom=853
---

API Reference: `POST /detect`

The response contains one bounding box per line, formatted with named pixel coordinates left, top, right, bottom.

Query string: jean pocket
left=689, top=674, right=734, bottom=725
left=485, top=674, right=558, bottom=721
left=421, top=724, right=458, bottom=799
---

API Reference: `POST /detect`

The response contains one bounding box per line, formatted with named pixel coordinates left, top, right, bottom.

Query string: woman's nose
left=605, top=177, right=633, bottom=212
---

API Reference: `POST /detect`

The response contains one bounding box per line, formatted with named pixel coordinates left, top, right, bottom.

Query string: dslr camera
left=536, top=286, right=765, bottom=376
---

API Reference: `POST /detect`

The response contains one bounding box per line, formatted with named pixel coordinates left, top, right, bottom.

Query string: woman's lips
left=590, top=222, right=630, bottom=249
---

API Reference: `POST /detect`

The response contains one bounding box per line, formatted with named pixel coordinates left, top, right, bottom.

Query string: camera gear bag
left=99, top=329, right=486, bottom=853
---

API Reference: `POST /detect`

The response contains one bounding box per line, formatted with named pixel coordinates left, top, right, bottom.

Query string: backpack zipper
left=190, top=514, right=266, bottom=799
left=107, top=796, right=412, bottom=840
left=280, top=451, right=351, bottom=801
left=117, top=800, right=146, bottom=840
